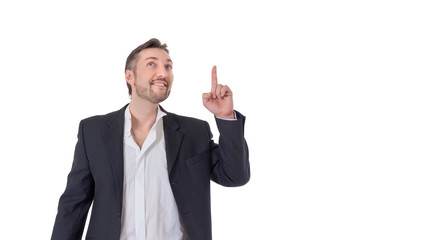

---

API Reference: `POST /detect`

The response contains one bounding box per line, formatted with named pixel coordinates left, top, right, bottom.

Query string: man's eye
left=148, top=62, right=155, bottom=67
left=166, top=65, right=172, bottom=70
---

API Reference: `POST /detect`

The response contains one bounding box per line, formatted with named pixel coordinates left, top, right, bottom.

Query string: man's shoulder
left=80, top=105, right=127, bottom=127
left=163, top=111, right=210, bottom=133
left=167, top=112, right=205, bottom=123
left=163, top=112, right=212, bottom=140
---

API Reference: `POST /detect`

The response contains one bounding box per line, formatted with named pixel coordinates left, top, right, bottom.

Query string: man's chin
left=149, top=93, right=170, bottom=104
left=135, top=86, right=170, bottom=104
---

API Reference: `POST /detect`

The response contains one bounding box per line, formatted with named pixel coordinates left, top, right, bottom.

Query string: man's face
left=128, top=48, right=174, bottom=104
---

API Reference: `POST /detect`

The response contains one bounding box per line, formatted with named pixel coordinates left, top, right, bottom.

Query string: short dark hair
left=125, top=38, right=169, bottom=96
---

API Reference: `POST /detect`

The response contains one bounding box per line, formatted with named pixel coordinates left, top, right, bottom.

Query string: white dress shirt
left=120, top=106, right=184, bottom=240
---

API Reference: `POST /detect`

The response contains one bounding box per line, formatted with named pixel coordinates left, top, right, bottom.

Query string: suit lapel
left=162, top=108, right=183, bottom=175
left=100, top=104, right=182, bottom=211
left=102, top=105, right=127, bottom=211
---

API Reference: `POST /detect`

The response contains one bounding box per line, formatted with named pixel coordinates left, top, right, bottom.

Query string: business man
left=52, top=38, right=250, bottom=240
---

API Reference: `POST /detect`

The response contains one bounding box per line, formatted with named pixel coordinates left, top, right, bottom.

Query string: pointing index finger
left=211, top=65, right=218, bottom=97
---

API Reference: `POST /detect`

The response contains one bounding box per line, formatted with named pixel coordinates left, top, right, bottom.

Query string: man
left=52, top=38, right=250, bottom=240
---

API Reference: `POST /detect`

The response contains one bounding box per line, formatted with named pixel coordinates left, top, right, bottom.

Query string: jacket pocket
left=185, top=150, right=209, bottom=167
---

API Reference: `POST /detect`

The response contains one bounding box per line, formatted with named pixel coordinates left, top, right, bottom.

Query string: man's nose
left=156, top=67, right=167, bottom=78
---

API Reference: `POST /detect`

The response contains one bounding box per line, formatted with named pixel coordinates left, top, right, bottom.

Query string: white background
left=1, top=0, right=426, bottom=239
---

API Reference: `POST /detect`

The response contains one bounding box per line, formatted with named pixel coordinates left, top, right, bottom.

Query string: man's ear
left=125, top=69, right=135, bottom=86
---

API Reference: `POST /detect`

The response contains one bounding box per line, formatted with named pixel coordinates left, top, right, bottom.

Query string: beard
left=135, top=79, right=171, bottom=104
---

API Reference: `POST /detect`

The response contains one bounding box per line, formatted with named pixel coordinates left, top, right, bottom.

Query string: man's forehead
left=139, top=48, right=172, bottom=62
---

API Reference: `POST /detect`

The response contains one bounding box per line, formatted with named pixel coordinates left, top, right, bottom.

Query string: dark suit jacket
left=52, top=104, right=250, bottom=240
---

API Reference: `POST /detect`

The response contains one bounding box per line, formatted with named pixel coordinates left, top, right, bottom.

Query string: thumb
left=202, top=92, right=212, bottom=105
left=202, top=92, right=212, bottom=100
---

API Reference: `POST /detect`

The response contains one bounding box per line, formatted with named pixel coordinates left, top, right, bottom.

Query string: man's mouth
left=152, top=80, right=168, bottom=88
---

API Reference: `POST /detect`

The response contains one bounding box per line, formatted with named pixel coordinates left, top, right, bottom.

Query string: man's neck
left=129, top=98, right=159, bottom=131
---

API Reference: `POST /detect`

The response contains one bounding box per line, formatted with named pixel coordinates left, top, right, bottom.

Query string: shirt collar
left=124, top=105, right=167, bottom=138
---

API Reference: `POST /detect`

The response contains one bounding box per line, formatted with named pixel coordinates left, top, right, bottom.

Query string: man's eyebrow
left=144, top=57, right=173, bottom=63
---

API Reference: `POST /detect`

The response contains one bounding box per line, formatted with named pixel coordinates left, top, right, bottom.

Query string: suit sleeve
left=208, top=110, right=250, bottom=187
left=52, top=120, right=94, bottom=240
